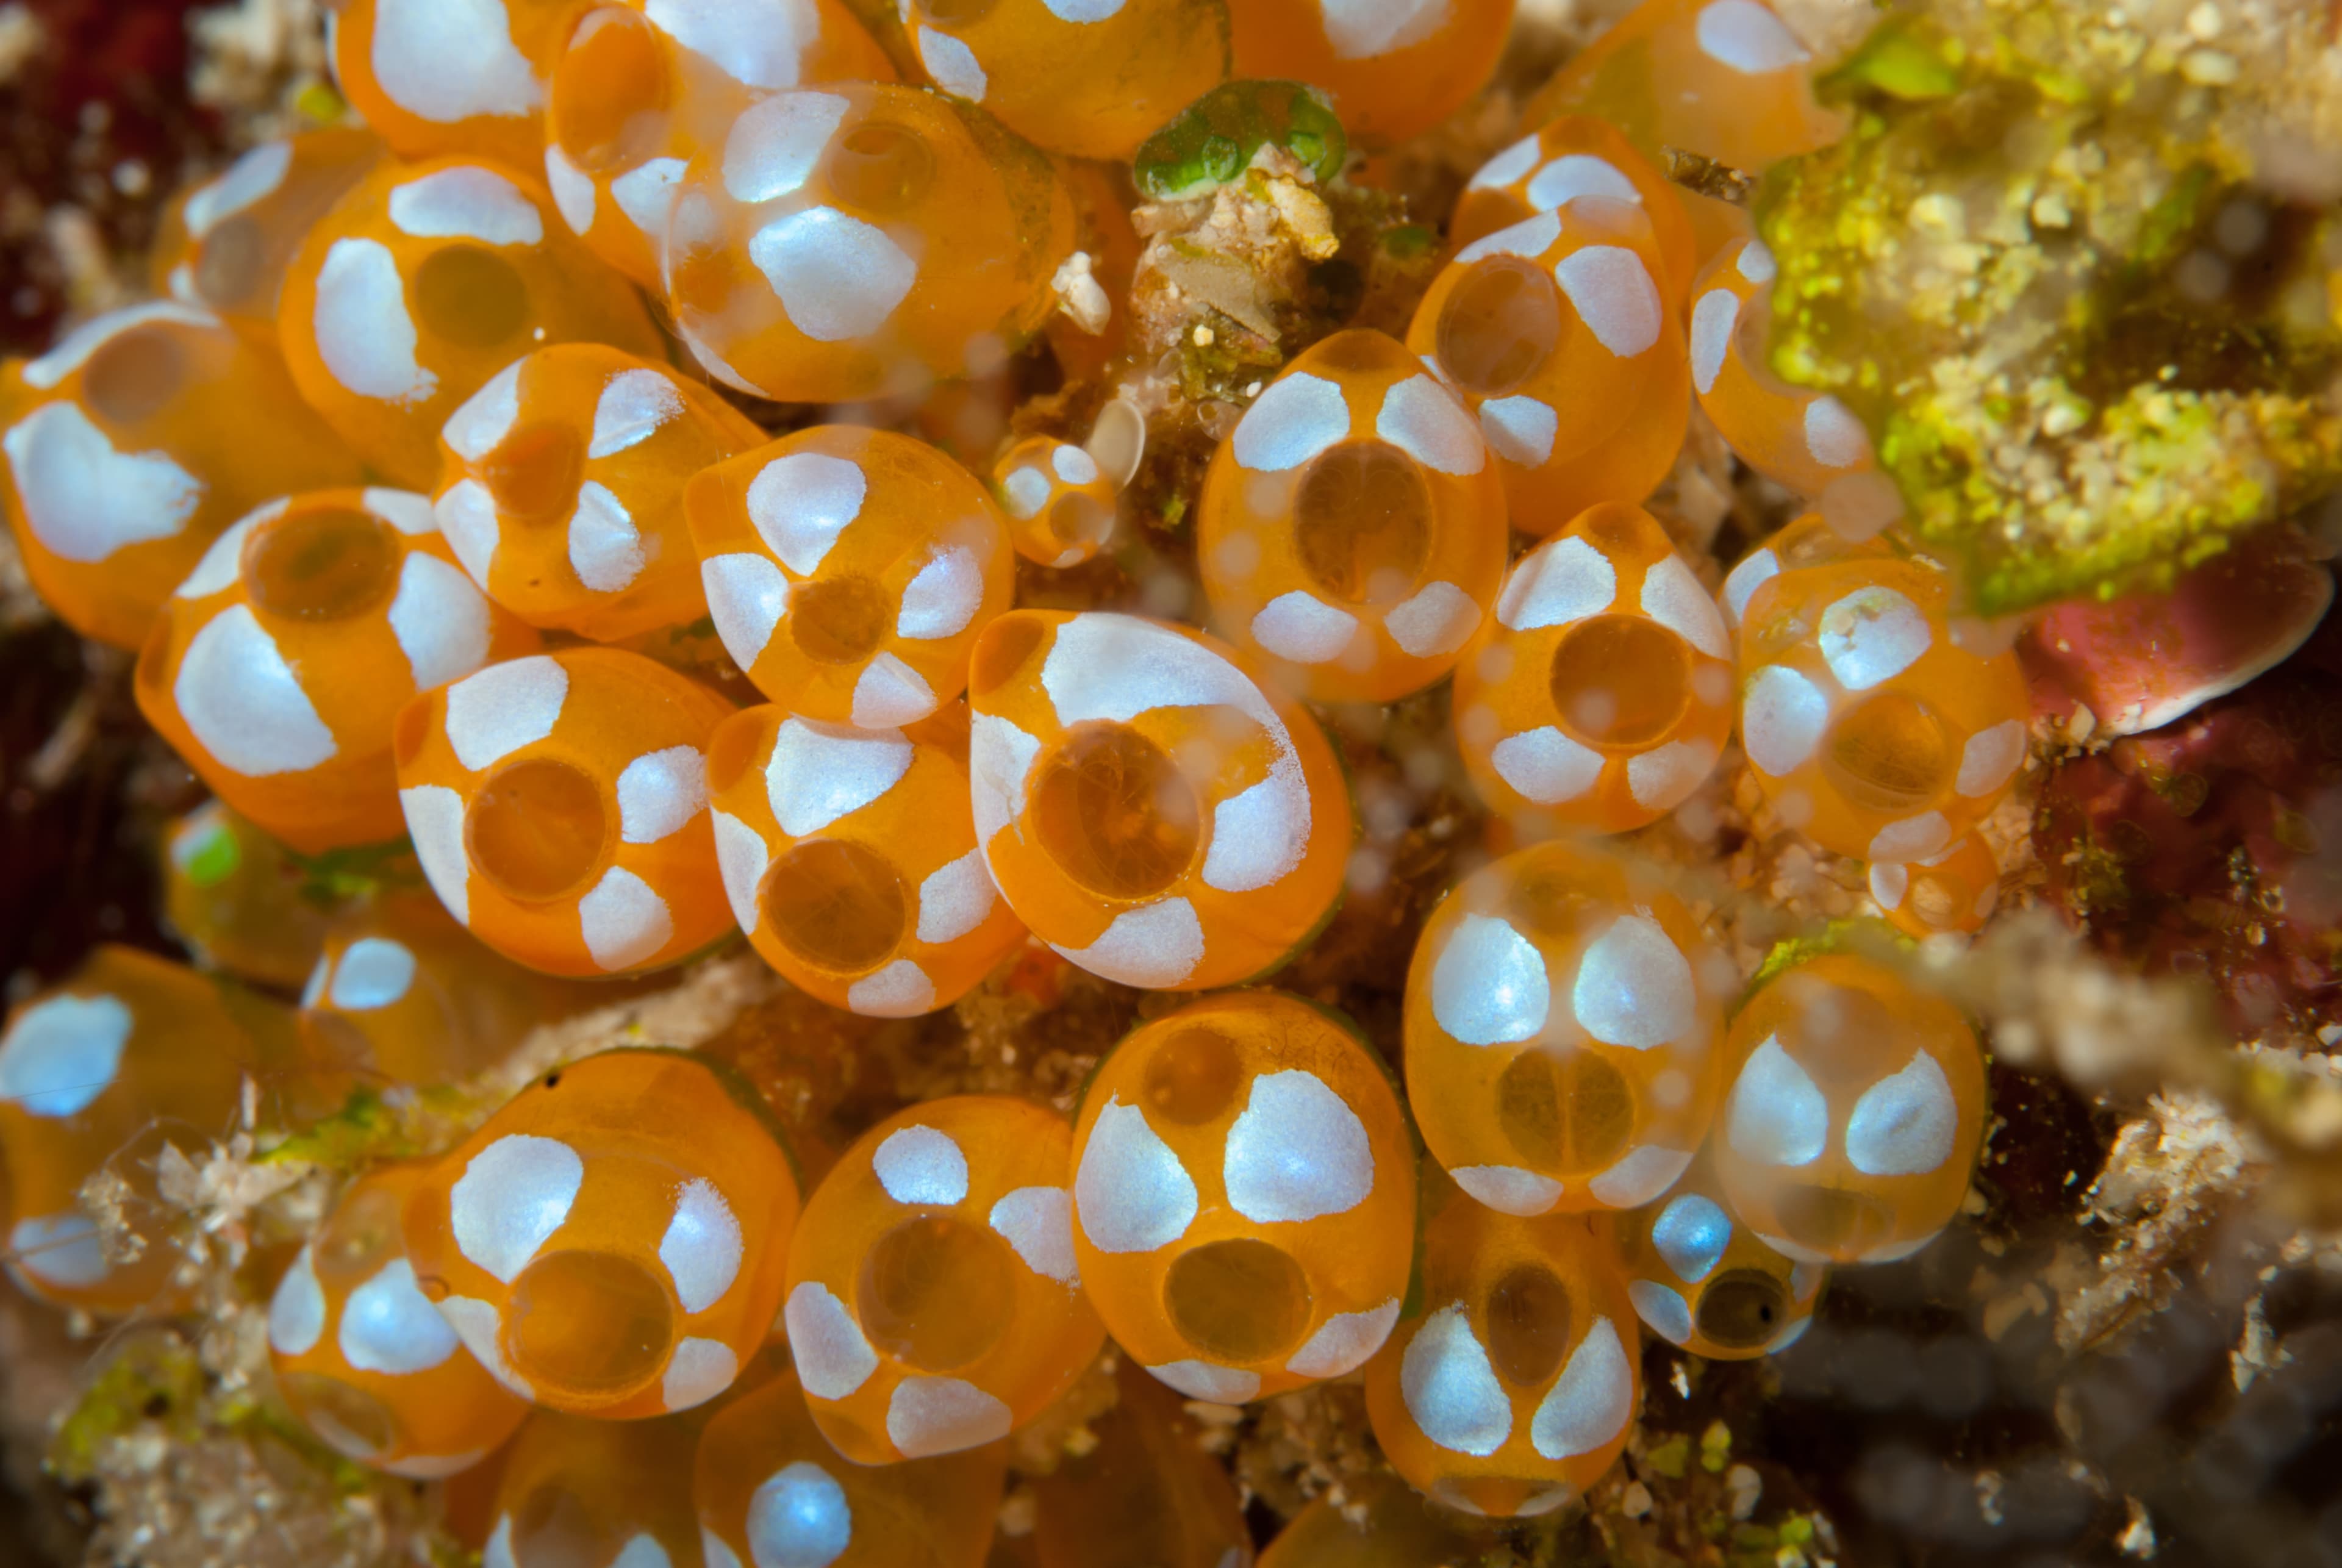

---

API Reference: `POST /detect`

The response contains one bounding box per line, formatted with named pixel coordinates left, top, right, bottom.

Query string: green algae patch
left=1136, top=80, right=1345, bottom=201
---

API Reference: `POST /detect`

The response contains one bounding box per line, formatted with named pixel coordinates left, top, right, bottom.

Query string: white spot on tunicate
left=750, top=207, right=918, bottom=343
left=268, top=1245, right=326, bottom=1355
left=784, top=1282, right=876, bottom=1398
left=664, top=1337, right=739, bottom=1411
left=1400, top=1304, right=1511, bottom=1456
left=328, top=937, right=415, bottom=1010
left=1232, top=373, right=1349, bottom=472
left=989, top=1187, right=1077, bottom=1284
left=389, top=551, right=495, bottom=692
left=1531, top=1316, right=1633, bottom=1459
left=887, top=1376, right=1012, bottom=1457
left=1147, top=1362, right=1261, bottom=1403
left=1053, top=443, right=1100, bottom=484
left=1726, top=1036, right=1828, bottom=1167
left=4, top=403, right=202, bottom=563
left=442, top=361, right=523, bottom=464
left=1499, top=535, right=1616, bottom=629
left=1804, top=397, right=1869, bottom=469
left=1386, top=581, right=1480, bottom=658
left=1845, top=1050, right=1958, bottom=1176
left=23, top=304, right=211, bottom=395
left=1696, top=0, right=1811, bottom=73
left=968, top=712, right=1041, bottom=845
left=915, top=26, right=986, bottom=99
left=185, top=140, right=293, bottom=235
left=1740, top=665, right=1827, bottom=775
left=915, top=850, right=996, bottom=944
left=1491, top=726, right=1604, bottom=805
left=1870, top=861, right=1909, bottom=911
left=176, top=510, right=260, bottom=599
left=1767, top=1316, right=1813, bottom=1354
left=1689, top=289, right=1738, bottom=397
left=7, top=1212, right=109, bottom=1290
left=400, top=784, right=470, bottom=926
left=438, top=1295, right=532, bottom=1398
left=1224, top=1070, right=1374, bottom=1223
left=1470, top=134, right=1543, bottom=190
left=679, top=326, right=766, bottom=396
left=1041, top=613, right=1287, bottom=740
left=1628, top=738, right=1721, bottom=812
left=1286, top=1299, right=1401, bottom=1378
left=609, top=1536, right=673, bottom=1568
left=1819, top=586, right=1930, bottom=690
left=0, top=993, right=130, bottom=1119
left=175, top=606, right=338, bottom=777
left=660, top=1178, right=743, bottom=1313
left=340, top=1257, right=460, bottom=1374
left=851, top=960, right=937, bottom=1017
left=1957, top=720, right=2025, bottom=798
left=702, top=1530, right=743, bottom=1568
left=384, top=1447, right=490, bottom=1481
left=1203, top=759, right=1311, bottom=893
left=1001, top=465, right=1051, bottom=519
left=1376, top=374, right=1484, bottom=475
left=1431, top=914, right=1549, bottom=1044
left=611, top=159, right=687, bottom=247
left=874, top=1125, right=970, bottom=1206
left=747, top=451, right=865, bottom=573
left=1453, top=1164, right=1566, bottom=1213
left=703, top=553, right=789, bottom=666
left=851, top=654, right=937, bottom=727
left=1455, top=210, right=1561, bottom=265
left=1869, top=812, right=1950, bottom=864
left=484, top=1517, right=518, bottom=1568
left=1629, top=1280, right=1694, bottom=1345
left=1738, top=240, right=1778, bottom=285
left=1528, top=154, right=1641, bottom=213
left=1322, top=0, right=1450, bottom=59
left=1041, top=0, right=1128, bottom=17
left=1861, top=1230, right=1939, bottom=1264
left=896, top=546, right=983, bottom=640
left=579, top=866, right=674, bottom=971
left=711, top=809, right=769, bottom=933
left=723, top=91, right=848, bottom=204
left=368, top=0, right=542, bottom=123
left=544, top=146, right=595, bottom=235
left=568, top=481, right=644, bottom=592
left=590, top=369, right=685, bottom=460
left=1073, top=1095, right=1197, bottom=1253
left=389, top=166, right=543, bottom=246
left=747, top=1461, right=852, bottom=1568
left=451, top=1134, right=584, bottom=1283
left=1640, top=554, right=1730, bottom=658
left=1586, top=1144, right=1692, bottom=1208
left=1556, top=246, right=1663, bottom=357
left=443, top=656, right=568, bottom=772
left=1478, top=395, right=1559, bottom=465
left=650, top=0, right=817, bottom=88
left=1652, top=1194, right=1733, bottom=1283
left=1252, top=592, right=1358, bottom=664
left=1052, top=898, right=1206, bottom=988
left=1720, top=546, right=1777, bottom=626
left=301, top=957, right=330, bottom=1009
left=617, top=746, right=707, bottom=845
left=1572, top=915, right=1694, bottom=1047
left=313, top=238, right=436, bottom=404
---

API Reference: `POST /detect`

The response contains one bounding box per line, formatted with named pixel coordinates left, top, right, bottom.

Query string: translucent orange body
left=1230, top=0, right=1514, bottom=146
left=1711, top=954, right=1987, bottom=1264
left=1025, top=1358, right=1254, bottom=1568
left=1402, top=839, right=1727, bottom=1217
left=543, top=0, right=897, bottom=286
left=392, top=647, right=737, bottom=977
left=483, top=1405, right=711, bottom=1568
left=330, top=0, right=592, bottom=173
left=300, top=894, right=612, bottom=1092
left=706, top=703, right=1026, bottom=1018
left=1452, top=503, right=1733, bottom=834
left=268, top=1161, right=529, bottom=1477
left=686, top=426, right=1016, bottom=726
left=1450, top=115, right=1696, bottom=307
left=1257, top=1473, right=1486, bottom=1566
left=665, top=83, right=1075, bottom=402
left=1870, top=834, right=2001, bottom=940
left=1363, top=1174, right=1640, bottom=1519
left=994, top=435, right=1118, bottom=569
left=697, top=1368, right=1006, bottom=1568
left=782, top=1096, right=1102, bottom=1461
left=1716, top=510, right=1892, bottom=632
left=153, top=127, right=385, bottom=326
left=0, top=947, right=296, bottom=1314
left=1, top=303, right=364, bottom=649
left=873, top=0, right=1230, bottom=160
left=1603, top=1150, right=1824, bottom=1358
left=967, top=610, right=1354, bottom=990
left=402, top=1048, right=801, bottom=1418
left=435, top=345, right=766, bottom=643
left=136, top=489, right=542, bottom=855
left=1068, top=990, right=1416, bottom=1403
left=278, top=157, right=664, bottom=488
left=1690, top=237, right=1875, bottom=499
left=162, top=801, right=331, bottom=991
left=1198, top=329, right=1508, bottom=703
left=1736, top=555, right=2030, bottom=863
left=1524, top=0, right=1844, bottom=174
left=1405, top=199, right=1688, bottom=534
